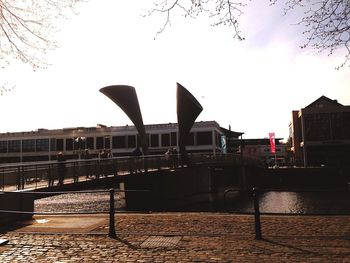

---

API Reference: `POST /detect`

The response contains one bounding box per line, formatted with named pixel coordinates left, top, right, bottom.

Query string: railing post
left=253, top=187, right=262, bottom=240
left=109, top=188, right=117, bottom=238
left=16, top=167, right=20, bottom=190
left=1, top=167, right=4, bottom=191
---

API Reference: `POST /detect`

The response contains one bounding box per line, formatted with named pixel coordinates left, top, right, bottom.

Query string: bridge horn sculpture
left=176, top=83, right=203, bottom=165
left=100, top=85, right=148, bottom=155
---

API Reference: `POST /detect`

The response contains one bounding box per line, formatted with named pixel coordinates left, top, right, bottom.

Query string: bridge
left=0, top=153, right=262, bottom=192
left=0, top=153, right=264, bottom=225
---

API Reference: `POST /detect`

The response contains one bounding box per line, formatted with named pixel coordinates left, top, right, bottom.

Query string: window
left=150, top=134, right=159, bottom=147
left=50, top=138, right=56, bottom=151
left=161, top=134, right=170, bottom=147
left=66, top=138, right=73, bottom=151
left=36, top=139, right=49, bottom=152
left=22, top=139, right=35, bottom=152
left=104, top=137, right=111, bottom=149
left=0, top=141, right=7, bottom=153
left=96, top=137, right=104, bottom=149
left=74, top=137, right=86, bottom=151
left=171, top=132, right=177, bottom=146
left=8, top=140, right=20, bottom=153
left=86, top=137, right=94, bottom=150
left=127, top=135, right=136, bottom=148
left=197, top=131, right=212, bottom=145
left=112, top=136, right=126, bottom=149
left=56, top=139, right=64, bottom=151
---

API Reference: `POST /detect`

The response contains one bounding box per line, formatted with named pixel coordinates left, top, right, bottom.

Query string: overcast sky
left=1, top=0, right=349, bottom=140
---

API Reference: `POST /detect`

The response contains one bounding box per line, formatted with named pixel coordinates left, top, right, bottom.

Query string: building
left=289, top=96, right=350, bottom=167
left=225, top=135, right=288, bottom=166
left=0, top=121, right=241, bottom=163
left=242, top=138, right=287, bottom=166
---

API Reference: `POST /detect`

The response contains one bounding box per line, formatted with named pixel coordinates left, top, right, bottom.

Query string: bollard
left=253, top=187, right=262, bottom=240
left=109, top=188, right=117, bottom=238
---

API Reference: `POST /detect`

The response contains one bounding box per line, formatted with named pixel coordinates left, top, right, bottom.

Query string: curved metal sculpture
left=100, top=85, right=148, bottom=154
left=176, top=83, right=203, bottom=163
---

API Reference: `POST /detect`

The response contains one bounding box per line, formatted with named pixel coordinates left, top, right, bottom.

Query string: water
left=35, top=189, right=350, bottom=215
left=211, top=190, right=350, bottom=215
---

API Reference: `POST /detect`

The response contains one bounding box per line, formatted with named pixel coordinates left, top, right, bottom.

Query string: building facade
left=241, top=138, right=287, bottom=166
left=289, top=96, right=350, bottom=167
left=0, top=121, right=232, bottom=163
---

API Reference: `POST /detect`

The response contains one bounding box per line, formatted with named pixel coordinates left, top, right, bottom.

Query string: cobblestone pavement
left=1, top=213, right=350, bottom=262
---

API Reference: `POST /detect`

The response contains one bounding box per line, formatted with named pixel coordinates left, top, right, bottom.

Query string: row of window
left=0, top=131, right=217, bottom=153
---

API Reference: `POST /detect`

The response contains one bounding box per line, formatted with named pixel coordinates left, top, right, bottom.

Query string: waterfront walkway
left=1, top=213, right=350, bottom=262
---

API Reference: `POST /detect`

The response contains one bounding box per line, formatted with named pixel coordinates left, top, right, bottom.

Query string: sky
left=1, top=0, right=349, bottom=140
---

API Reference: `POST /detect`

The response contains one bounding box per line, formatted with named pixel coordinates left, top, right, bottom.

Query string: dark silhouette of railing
left=224, top=187, right=350, bottom=240
left=0, top=188, right=150, bottom=238
left=0, top=153, right=262, bottom=191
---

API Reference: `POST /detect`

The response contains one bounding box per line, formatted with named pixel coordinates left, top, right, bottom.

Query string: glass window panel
left=36, top=139, right=49, bottom=152
left=56, top=139, right=64, bottom=151
left=127, top=135, right=136, bottom=149
left=171, top=132, right=177, bottom=146
left=104, top=137, right=111, bottom=149
left=86, top=137, right=94, bottom=150
left=161, top=134, right=170, bottom=147
left=22, top=139, right=35, bottom=152
left=8, top=140, right=21, bottom=153
left=150, top=134, right=159, bottom=147
left=50, top=138, right=56, bottom=152
left=74, top=137, right=86, bottom=151
left=0, top=141, right=7, bottom=153
left=66, top=138, right=73, bottom=151
left=96, top=137, right=104, bottom=149
left=197, top=131, right=212, bottom=145
left=112, top=136, right=126, bottom=149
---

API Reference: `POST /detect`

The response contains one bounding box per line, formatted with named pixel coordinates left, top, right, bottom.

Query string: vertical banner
left=269, top=132, right=276, bottom=153
left=221, top=135, right=227, bottom=154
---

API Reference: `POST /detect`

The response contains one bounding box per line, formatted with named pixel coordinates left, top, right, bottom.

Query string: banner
left=220, top=135, right=227, bottom=154
left=269, top=132, right=276, bottom=153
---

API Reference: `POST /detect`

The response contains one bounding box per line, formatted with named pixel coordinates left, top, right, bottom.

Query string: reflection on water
left=222, top=190, right=350, bottom=214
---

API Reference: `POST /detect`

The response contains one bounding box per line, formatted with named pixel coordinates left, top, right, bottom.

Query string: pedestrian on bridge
left=57, top=152, right=66, bottom=186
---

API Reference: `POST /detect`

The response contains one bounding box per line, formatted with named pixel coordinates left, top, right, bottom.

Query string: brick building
left=289, top=96, right=350, bottom=167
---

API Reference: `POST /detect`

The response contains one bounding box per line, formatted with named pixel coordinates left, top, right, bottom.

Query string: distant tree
left=148, top=0, right=350, bottom=68
left=0, top=0, right=84, bottom=70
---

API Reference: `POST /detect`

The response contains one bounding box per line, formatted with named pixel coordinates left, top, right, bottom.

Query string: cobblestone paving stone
left=1, top=213, right=350, bottom=262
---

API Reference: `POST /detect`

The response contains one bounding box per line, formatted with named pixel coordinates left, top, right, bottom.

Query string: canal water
left=197, top=189, right=350, bottom=215
left=35, top=189, right=350, bottom=215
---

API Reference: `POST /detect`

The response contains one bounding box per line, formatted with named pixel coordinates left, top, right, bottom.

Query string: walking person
left=82, top=149, right=92, bottom=178
left=132, top=147, right=142, bottom=173
left=57, top=152, right=66, bottom=186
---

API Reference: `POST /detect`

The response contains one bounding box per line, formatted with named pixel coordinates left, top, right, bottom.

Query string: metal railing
left=0, top=153, right=261, bottom=191
left=224, top=187, right=350, bottom=240
left=0, top=188, right=150, bottom=238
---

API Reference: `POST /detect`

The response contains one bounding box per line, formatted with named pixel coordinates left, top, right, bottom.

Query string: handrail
left=0, top=188, right=151, bottom=238
left=248, top=187, right=350, bottom=240
left=0, top=152, right=263, bottom=192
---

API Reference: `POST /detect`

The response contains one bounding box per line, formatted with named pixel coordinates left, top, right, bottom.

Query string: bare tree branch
left=271, top=0, right=350, bottom=68
left=147, top=0, right=248, bottom=40
left=149, top=0, right=350, bottom=68
left=0, top=0, right=85, bottom=70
